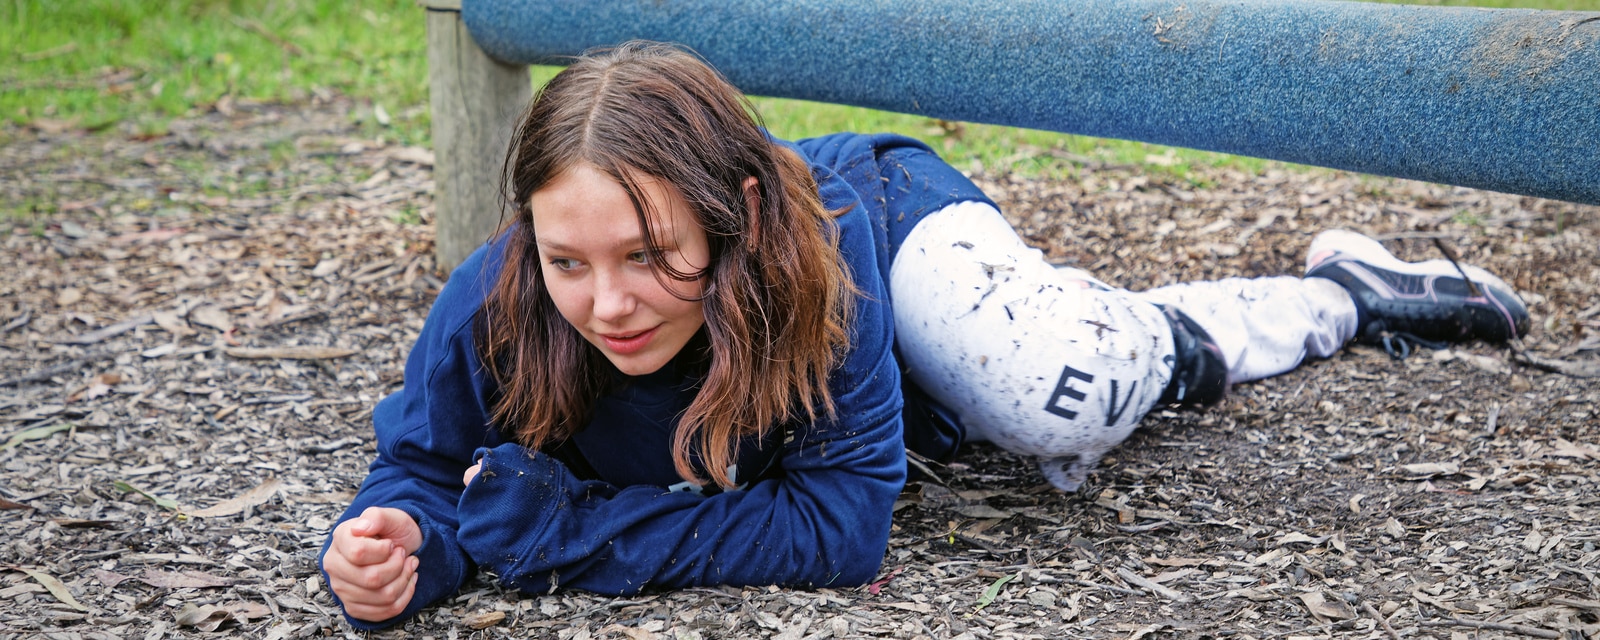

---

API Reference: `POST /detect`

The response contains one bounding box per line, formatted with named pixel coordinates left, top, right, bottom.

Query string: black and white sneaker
left=1305, top=230, right=1529, bottom=351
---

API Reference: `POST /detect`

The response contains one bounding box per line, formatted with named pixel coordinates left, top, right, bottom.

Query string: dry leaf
left=122, top=553, right=216, bottom=566
left=152, top=310, right=197, bottom=337
left=141, top=343, right=179, bottom=358
left=0, top=497, right=32, bottom=510
left=865, top=566, right=902, bottom=595
left=137, top=569, right=235, bottom=589
left=1299, top=591, right=1356, bottom=620
left=878, top=601, right=930, bottom=614
left=1523, top=529, right=1546, bottom=553
left=598, top=624, right=657, bottom=640
left=463, top=610, right=507, bottom=630
left=90, top=569, right=130, bottom=588
left=1401, top=462, right=1460, bottom=478
left=16, top=567, right=89, bottom=612
left=223, top=346, right=357, bottom=360
left=30, top=118, right=79, bottom=135
left=1224, top=587, right=1282, bottom=602
left=68, top=372, right=122, bottom=403
left=1250, top=548, right=1289, bottom=566
left=1455, top=351, right=1510, bottom=374
left=310, top=258, right=343, bottom=278
left=1127, top=622, right=1173, bottom=640
left=356, top=169, right=391, bottom=190
left=1150, top=568, right=1200, bottom=583
left=1547, top=439, right=1600, bottom=460
left=188, top=305, right=234, bottom=333
left=1278, top=532, right=1326, bottom=545
left=953, top=504, right=1013, bottom=519
left=1145, top=557, right=1207, bottom=567
left=56, top=287, right=83, bottom=307
left=388, top=146, right=435, bottom=166
left=58, top=220, right=89, bottom=238
left=188, top=477, right=283, bottom=518
left=175, top=604, right=231, bottom=631
left=50, top=518, right=118, bottom=528
left=109, top=227, right=186, bottom=245
left=173, top=602, right=267, bottom=631
left=264, top=303, right=311, bottom=324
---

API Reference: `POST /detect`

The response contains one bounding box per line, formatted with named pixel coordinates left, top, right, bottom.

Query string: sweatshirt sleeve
left=454, top=189, right=908, bottom=595
left=319, top=243, right=506, bottom=630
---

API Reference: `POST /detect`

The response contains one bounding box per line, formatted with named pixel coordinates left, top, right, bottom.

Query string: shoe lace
left=1431, top=238, right=1483, bottom=298
left=1380, top=331, right=1451, bottom=360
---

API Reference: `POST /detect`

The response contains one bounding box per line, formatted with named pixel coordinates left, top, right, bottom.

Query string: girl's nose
left=590, top=269, right=636, bottom=323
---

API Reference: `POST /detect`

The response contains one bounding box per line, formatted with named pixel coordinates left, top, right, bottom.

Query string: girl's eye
left=548, top=257, right=577, bottom=271
left=626, top=251, right=649, bottom=265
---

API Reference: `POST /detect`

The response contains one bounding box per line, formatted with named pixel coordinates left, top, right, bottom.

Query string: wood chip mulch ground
left=2, top=99, right=1597, bottom=640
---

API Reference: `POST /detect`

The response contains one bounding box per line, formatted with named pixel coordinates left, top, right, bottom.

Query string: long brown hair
left=480, top=41, right=856, bottom=487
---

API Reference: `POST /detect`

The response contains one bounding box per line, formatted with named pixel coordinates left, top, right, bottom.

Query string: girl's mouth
left=601, top=326, right=658, bottom=355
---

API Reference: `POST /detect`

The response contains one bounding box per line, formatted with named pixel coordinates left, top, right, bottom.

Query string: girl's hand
left=463, top=462, right=481, bottom=486
left=323, top=507, right=423, bottom=622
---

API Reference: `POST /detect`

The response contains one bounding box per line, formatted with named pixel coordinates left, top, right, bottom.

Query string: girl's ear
left=742, top=176, right=761, bottom=247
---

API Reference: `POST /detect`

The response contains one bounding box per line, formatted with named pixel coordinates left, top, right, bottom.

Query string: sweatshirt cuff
left=456, top=443, right=564, bottom=584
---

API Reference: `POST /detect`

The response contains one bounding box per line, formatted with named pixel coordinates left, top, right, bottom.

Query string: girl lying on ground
left=319, top=41, right=1528, bottom=628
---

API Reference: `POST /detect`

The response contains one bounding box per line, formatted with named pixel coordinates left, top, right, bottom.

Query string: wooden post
left=422, top=0, right=532, bottom=273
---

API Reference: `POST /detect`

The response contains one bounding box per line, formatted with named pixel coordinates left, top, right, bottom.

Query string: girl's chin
left=605, top=355, right=670, bottom=377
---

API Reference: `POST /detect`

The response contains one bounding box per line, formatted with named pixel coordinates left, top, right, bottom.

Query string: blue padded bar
left=463, top=0, right=1600, bottom=205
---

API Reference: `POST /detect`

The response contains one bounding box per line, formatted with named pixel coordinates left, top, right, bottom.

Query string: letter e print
left=1044, top=364, right=1094, bottom=420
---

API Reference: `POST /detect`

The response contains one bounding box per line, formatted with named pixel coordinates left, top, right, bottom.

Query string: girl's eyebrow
left=534, top=238, right=581, bottom=252
left=536, top=230, right=670, bottom=254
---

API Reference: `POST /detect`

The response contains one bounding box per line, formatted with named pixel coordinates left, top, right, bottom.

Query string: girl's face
left=531, top=163, right=711, bottom=376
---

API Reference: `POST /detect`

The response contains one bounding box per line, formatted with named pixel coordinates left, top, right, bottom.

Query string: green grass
left=2, top=0, right=428, bottom=141
left=3, top=0, right=1594, bottom=175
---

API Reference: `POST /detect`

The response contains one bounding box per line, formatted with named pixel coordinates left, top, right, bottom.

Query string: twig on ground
left=2, top=310, right=30, bottom=333
left=49, top=314, right=155, bottom=345
left=1069, top=579, right=1145, bottom=597
left=1511, top=344, right=1600, bottom=378
left=20, top=42, right=79, bottom=62
left=1372, top=231, right=1455, bottom=242
left=229, top=16, right=305, bottom=56
left=1361, top=601, right=1402, bottom=640
left=1, top=351, right=122, bottom=387
left=1263, top=620, right=1359, bottom=638
left=258, top=309, right=326, bottom=329
left=1550, top=597, right=1600, bottom=611
left=1115, top=567, right=1192, bottom=603
left=242, top=394, right=314, bottom=406
left=40, top=175, right=154, bottom=190
left=1419, top=618, right=1560, bottom=638
left=242, top=586, right=282, bottom=619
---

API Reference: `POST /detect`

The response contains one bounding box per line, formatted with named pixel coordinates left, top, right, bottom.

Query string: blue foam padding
left=463, top=0, right=1600, bottom=205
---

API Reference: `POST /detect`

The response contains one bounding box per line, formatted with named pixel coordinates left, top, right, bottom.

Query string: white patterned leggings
left=889, top=202, right=1358, bottom=490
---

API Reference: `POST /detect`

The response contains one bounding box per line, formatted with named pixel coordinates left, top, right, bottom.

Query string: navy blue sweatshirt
left=322, top=133, right=992, bottom=629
